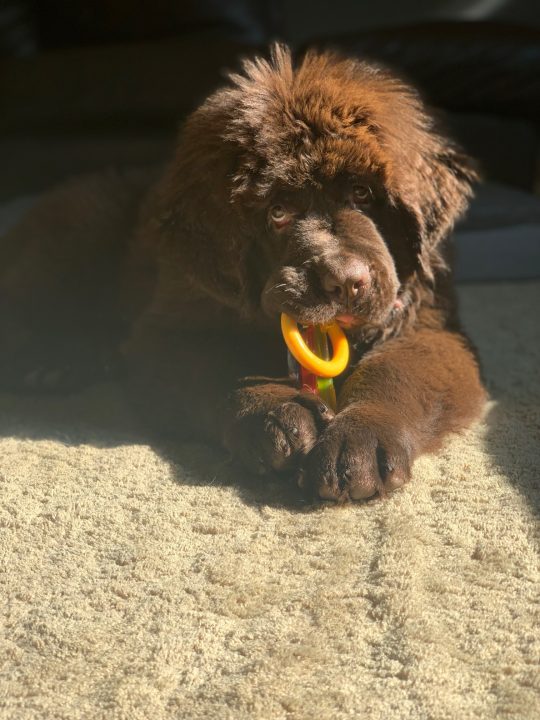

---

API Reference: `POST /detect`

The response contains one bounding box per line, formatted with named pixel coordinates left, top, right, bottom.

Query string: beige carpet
left=1, top=282, right=539, bottom=720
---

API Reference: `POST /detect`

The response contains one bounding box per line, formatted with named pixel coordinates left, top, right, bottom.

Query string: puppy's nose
left=320, top=260, right=370, bottom=303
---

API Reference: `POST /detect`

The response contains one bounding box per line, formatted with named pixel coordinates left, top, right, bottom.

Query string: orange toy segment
left=280, top=313, right=349, bottom=378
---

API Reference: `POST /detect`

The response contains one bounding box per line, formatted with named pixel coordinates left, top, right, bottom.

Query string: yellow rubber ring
left=281, top=313, right=349, bottom=378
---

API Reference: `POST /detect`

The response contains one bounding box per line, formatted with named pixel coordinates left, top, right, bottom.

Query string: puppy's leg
left=123, top=319, right=330, bottom=474
left=305, top=328, right=486, bottom=501
left=223, top=382, right=333, bottom=476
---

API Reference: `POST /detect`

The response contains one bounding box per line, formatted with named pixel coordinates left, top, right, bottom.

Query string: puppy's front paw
left=224, top=384, right=333, bottom=476
left=305, top=407, right=412, bottom=502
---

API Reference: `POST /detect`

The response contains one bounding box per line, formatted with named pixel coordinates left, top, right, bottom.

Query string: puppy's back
left=0, top=167, right=155, bottom=392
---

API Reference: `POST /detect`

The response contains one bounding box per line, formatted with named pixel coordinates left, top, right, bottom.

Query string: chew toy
left=281, top=313, right=349, bottom=411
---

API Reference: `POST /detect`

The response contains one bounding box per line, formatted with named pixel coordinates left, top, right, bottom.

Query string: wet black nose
left=320, top=259, right=371, bottom=303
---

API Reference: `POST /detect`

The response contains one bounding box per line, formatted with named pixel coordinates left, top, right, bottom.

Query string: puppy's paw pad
left=306, top=411, right=412, bottom=502
left=261, top=401, right=320, bottom=472
left=225, top=385, right=332, bottom=478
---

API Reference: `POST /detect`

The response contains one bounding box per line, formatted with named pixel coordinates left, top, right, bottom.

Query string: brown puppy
left=0, top=45, right=486, bottom=501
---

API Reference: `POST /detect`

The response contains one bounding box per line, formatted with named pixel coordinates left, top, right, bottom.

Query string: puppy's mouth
left=334, top=313, right=363, bottom=329
left=282, top=306, right=393, bottom=329
left=334, top=298, right=403, bottom=328
left=262, top=288, right=400, bottom=329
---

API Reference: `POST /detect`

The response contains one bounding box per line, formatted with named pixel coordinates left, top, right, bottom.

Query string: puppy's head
left=163, top=45, right=477, bottom=328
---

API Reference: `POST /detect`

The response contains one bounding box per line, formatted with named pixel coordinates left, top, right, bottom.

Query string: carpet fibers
left=1, top=282, right=539, bottom=719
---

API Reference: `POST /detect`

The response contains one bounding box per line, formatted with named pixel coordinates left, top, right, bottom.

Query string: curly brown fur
left=0, top=45, right=486, bottom=501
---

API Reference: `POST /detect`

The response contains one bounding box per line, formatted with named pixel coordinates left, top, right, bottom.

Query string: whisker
left=264, top=282, right=287, bottom=294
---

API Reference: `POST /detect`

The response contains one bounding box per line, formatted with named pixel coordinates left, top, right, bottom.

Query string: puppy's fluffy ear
left=392, top=127, right=478, bottom=284
left=414, top=143, right=477, bottom=282
left=148, top=88, right=253, bottom=311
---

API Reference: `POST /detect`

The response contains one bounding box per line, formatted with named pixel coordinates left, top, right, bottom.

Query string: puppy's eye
left=270, top=205, right=286, bottom=220
left=351, top=184, right=373, bottom=209
left=269, top=204, right=292, bottom=228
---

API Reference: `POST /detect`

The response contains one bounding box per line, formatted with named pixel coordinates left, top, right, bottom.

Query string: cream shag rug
left=1, top=282, right=539, bottom=720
